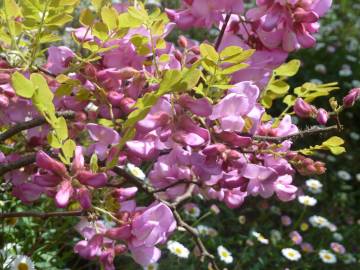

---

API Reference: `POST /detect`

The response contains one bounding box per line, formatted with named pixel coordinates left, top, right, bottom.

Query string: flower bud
left=178, top=35, right=188, bottom=48
left=316, top=108, right=329, bottom=125
left=294, top=98, right=316, bottom=118
left=36, top=151, right=68, bottom=177
left=0, top=73, right=10, bottom=84
left=343, top=88, right=360, bottom=108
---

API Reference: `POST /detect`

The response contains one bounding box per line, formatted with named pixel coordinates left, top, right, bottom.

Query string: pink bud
left=107, top=91, right=124, bottom=106
left=112, top=187, right=138, bottom=202
left=119, top=97, right=135, bottom=114
left=343, top=88, right=360, bottom=108
left=77, top=187, right=92, bottom=209
left=294, top=98, right=316, bottom=118
left=0, top=73, right=10, bottom=84
left=71, top=146, right=85, bottom=174
left=178, top=35, right=188, bottom=48
left=77, top=171, right=107, bottom=188
left=36, top=151, right=68, bottom=177
left=55, top=180, right=73, bottom=208
left=316, top=108, right=329, bottom=125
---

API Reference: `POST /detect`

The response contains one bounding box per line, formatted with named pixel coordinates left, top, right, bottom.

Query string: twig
left=0, top=154, right=36, bottom=176
left=151, top=180, right=199, bottom=194
left=0, top=210, right=87, bottom=219
left=172, top=210, right=220, bottom=270
left=252, top=125, right=340, bottom=143
left=0, top=111, right=75, bottom=143
left=215, top=13, right=231, bottom=51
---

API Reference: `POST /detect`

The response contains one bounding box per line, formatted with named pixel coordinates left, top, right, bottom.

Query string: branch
left=0, top=154, right=36, bottom=176
left=0, top=111, right=75, bottom=143
left=215, top=13, right=231, bottom=51
left=151, top=180, right=199, bottom=194
left=172, top=210, right=220, bottom=270
left=0, top=210, right=87, bottom=219
left=252, top=125, right=340, bottom=143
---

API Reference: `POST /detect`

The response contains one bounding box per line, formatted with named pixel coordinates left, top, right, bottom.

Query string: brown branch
left=0, top=110, right=76, bottom=143
left=0, top=154, right=36, bottom=176
left=151, top=180, right=199, bottom=194
left=172, top=210, right=220, bottom=270
left=252, top=125, right=340, bottom=143
left=215, top=13, right=231, bottom=51
left=0, top=210, right=87, bottom=219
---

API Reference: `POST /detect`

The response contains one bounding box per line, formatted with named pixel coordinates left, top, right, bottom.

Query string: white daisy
left=337, top=170, right=352, bottom=181
left=281, top=248, right=302, bottom=261
left=305, top=179, right=323, bottom=194
left=143, top=263, right=159, bottom=270
left=167, top=241, right=190, bottom=258
left=309, top=215, right=330, bottom=228
left=217, top=246, right=233, bottom=264
left=10, top=255, right=35, bottom=270
left=252, top=231, right=269, bottom=245
left=127, top=163, right=146, bottom=180
left=298, top=195, right=317, bottom=206
left=196, top=225, right=210, bottom=235
left=319, top=249, right=337, bottom=264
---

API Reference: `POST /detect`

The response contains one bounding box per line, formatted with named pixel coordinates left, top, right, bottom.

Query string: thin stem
left=0, top=210, right=86, bottom=219
left=0, top=111, right=75, bottom=143
left=215, top=13, right=231, bottom=51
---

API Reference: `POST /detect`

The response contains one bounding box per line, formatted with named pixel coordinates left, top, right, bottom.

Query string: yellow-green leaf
left=274, top=59, right=301, bottom=77
left=11, top=72, right=35, bottom=98
left=101, top=6, right=118, bottom=30
left=200, top=43, right=219, bottom=62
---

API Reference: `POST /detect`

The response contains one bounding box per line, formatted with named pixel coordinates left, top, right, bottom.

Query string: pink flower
left=294, top=98, right=317, bottom=118
left=289, top=231, right=303, bottom=245
left=45, top=46, right=75, bottom=75
left=343, top=88, right=360, bottom=108
left=210, top=81, right=260, bottom=132
left=330, top=242, right=346, bottom=254
left=247, top=0, right=332, bottom=51
left=167, top=0, right=244, bottom=30
left=36, top=151, right=68, bottom=177
left=129, top=203, right=176, bottom=266
left=149, top=147, right=192, bottom=200
left=87, top=124, right=120, bottom=160
left=316, top=108, right=329, bottom=125
left=281, top=215, right=292, bottom=226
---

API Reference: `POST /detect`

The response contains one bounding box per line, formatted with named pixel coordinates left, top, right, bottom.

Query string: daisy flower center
left=18, top=263, right=29, bottom=270
left=221, top=251, right=229, bottom=258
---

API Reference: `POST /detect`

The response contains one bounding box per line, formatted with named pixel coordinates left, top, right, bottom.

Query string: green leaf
left=220, top=63, right=248, bottom=75
left=30, top=73, right=54, bottom=102
left=54, top=117, right=68, bottom=142
left=221, top=48, right=255, bottom=64
left=11, top=72, right=35, bottom=98
left=46, top=14, right=73, bottom=26
left=4, top=0, right=22, bottom=18
left=92, top=22, right=109, bottom=41
left=79, top=8, right=95, bottom=26
left=90, top=153, right=98, bottom=172
left=200, top=43, right=219, bottom=62
left=101, top=6, right=118, bottom=30
left=283, top=95, right=296, bottom=106
left=61, top=139, right=76, bottom=161
left=321, top=136, right=346, bottom=155
left=274, top=59, right=301, bottom=77
left=159, top=54, right=170, bottom=63
left=47, top=132, right=62, bottom=148
left=118, top=12, right=143, bottom=28
left=267, top=80, right=290, bottom=95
